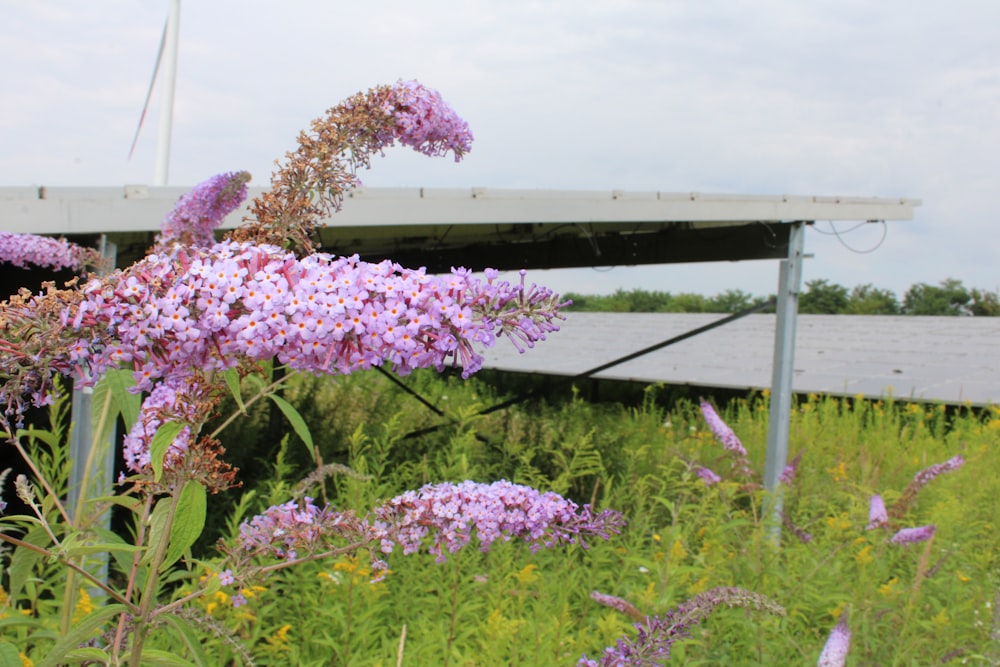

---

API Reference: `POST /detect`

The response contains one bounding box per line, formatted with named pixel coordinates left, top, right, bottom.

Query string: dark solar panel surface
left=480, top=313, right=1000, bottom=405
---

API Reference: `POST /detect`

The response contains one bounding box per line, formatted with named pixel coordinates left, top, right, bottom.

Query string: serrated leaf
left=164, top=481, right=206, bottom=568
left=7, top=525, right=49, bottom=602
left=268, top=393, right=315, bottom=462
left=149, top=421, right=185, bottom=482
left=222, top=368, right=247, bottom=415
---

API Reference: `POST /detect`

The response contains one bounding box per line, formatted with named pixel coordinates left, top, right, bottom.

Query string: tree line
left=563, top=278, right=1000, bottom=316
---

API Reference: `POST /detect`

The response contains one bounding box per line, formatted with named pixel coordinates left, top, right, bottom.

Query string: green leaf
left=0, top=641, right=23, bottom=667
left=62, top=647, right=111, bottom=663
left=165, top=481, right=207, bottom=568
left=91, top=369, right=141, bottom=442
left=13, top=426, right=59, bottom=447
left=268, top=393, right=315, bottom=462
left=149, top=421, right=185, bottom=482
left=36, top=604, right=128, bottom=667
left=222, top=368, right=247, bottom=415
left=7, top=525, right=49, bottom=602
left=160, top=615, right=211, bottom=667
left=138, top=648, right=199, bottom=667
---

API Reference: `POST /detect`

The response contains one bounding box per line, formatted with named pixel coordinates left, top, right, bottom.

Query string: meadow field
left=117, top=369, right=999, bottom=665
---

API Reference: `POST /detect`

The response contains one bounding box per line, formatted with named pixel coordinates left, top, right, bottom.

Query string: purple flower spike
left=697, top=466, right=721, bottom=486
left=699, top=399, right=753, bottom=477
left=818, top=612, right=851, bottom=667
left=579, top=587, right=784, bottom=666
left=866, top=494, right=888, bottom=530
left=158, top=171, right=251, bottom=249
left=779, top=451, right=802, bottom=486
left=388, top=80, right=474, bottom=161
left=0, top=232, right=97, bottom=272
left=890, top=524, right=936, bottom=545
left=912, top=455, right=964, bottom=491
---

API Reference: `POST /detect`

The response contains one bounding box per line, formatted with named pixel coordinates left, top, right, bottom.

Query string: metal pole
left=67, top=237, right=117, bottom=583
left=153, top=0, right=180, bottom=186
left=763, top=221, right=806, bottom=542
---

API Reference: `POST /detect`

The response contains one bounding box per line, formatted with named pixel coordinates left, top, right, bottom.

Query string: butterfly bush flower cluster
left=578, top=587, right=784, bottom=666
left=866, top=454, right=963, bottom=545
left=386, top=79, right=474, bottom=160
left=240, top=80, right=472, bottom=254
left=230, top=481, right=623, bottom=587
left=370, top=480, right=624, bottom=562
left=817, top=612, right=851, bottom=667
left=0, top=232, right=99, bottom=272
left=699, top=399, right=753, bottom=478
left=156, top=171, right=251, bottom=249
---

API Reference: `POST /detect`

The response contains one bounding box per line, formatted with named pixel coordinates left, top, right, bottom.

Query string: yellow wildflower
left=827, top=461, right=848, bottom=482
left=515, top=564, right=540, bottom=586
left=829, top=601, right=845, bottom=620
left=73, top=588, right=95, bottom=623
left=879, top=577, right=899, bottom=597
left=855, top=544, right=874, bottom=566
left=265, top=624, right=293, bottom=651
left=20, top=653, right=33, bottom=667
left=957, top=571, right=971, bottom=583
left=669, top=539, right=688, bottom=562
left=931, top=609, right=949, bottom=626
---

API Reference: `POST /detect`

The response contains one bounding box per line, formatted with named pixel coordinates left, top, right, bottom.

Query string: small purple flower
left=866, top=494, right=888, bottom=530
left=890, top=524, right=936, bottom=545
left=818, top=612, right=850, bottom=667
left=231, top=593, right=248, bottom=608
left=218, top=569, right=235, bottom=586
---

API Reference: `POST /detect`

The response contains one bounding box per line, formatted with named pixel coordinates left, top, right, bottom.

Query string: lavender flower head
left=387, top=80, right=474, bottom=160
left=818, top=612, right=850, bottom=667
left=866, top=494, right=888, bottom=530
left=157, top=171, right=251, bottom=249
left=578, top=587, right=784, bottom=666
left=890, top=524, right=936, bottom=545
left=696, top=466, right=721, bottom=486
left=370, top=480, right=624, bottom=562
left=699, top=399, right=753, bottom=477
left=0, top=232, right=97, bottom=272
left=911, top=454, right=964, bottom=491
left=779, top=451, right=802, bottom=486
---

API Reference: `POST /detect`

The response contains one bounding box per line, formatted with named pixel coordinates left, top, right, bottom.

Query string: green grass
left=173, top=373, right=998, bottom=665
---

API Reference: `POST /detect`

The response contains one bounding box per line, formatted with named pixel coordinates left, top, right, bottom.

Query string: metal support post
left=67, top=236, right=117, bottom=583
left=763, top=221, right=806, bottom=542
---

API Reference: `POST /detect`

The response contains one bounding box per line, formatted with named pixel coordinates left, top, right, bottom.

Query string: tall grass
left=157, top=370, right=999, bottom=665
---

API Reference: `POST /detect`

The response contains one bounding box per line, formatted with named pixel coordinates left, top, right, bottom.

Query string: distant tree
left=969, top=287, right=1000, bottom=316
left=799, top=279, right=849, bottom=314
left=706, top=289, right=757, bottom=313
left=902, top=278, right=972, bottom=316
left=661, top=292, right=708, bottom=313
left=845, top=284, right=900, bottom=315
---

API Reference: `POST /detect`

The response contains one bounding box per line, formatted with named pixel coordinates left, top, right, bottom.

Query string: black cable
left=399, top=297, right=777, bottom=440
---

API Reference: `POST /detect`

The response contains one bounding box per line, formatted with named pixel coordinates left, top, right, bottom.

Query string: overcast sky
left=2, top=1, right=998, bottom=298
